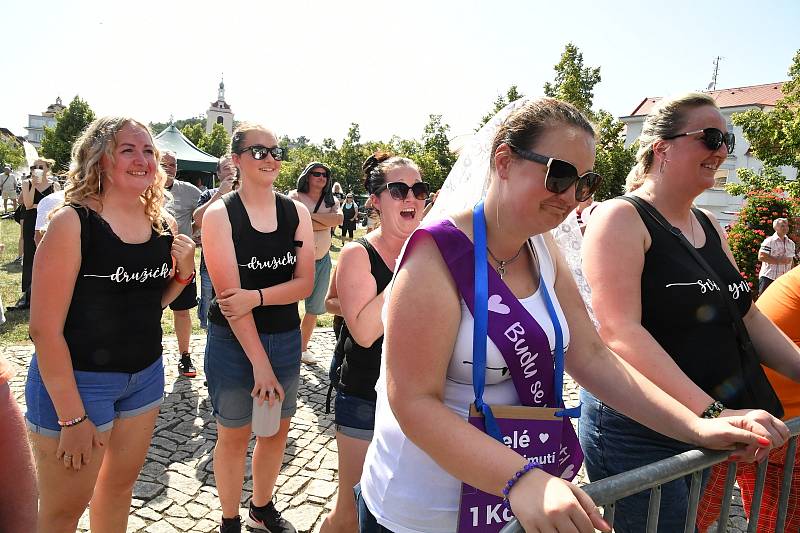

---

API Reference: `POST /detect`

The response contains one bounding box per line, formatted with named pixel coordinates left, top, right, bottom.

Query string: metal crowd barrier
left=500, top=417, right=799, bottom=533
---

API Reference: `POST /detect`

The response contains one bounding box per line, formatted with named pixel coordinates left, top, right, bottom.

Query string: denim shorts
left=25, top=356, right=164, bottom=437
left=204, top=322, right=301, bottom=427
left=334, top=391, right=375, bottom=441
left=579, top=389, right=709, bottom=533
left=305, top=253, right=332, bottom=315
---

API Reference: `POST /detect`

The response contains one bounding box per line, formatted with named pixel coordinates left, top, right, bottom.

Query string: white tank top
left=360, top=232, right=570, bottom=533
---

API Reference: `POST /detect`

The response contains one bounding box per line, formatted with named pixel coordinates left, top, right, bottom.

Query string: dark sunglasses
left=664, top=128, right=735, bottom=154
left=375, top=181, right=430, bottom=201
left=309, top=170, right=329, bottom=178
left=507, top=144, right=602, bottom=202
left=238, top=145, right=286, bottom=161
left=31, top=165, right=44, bottom=170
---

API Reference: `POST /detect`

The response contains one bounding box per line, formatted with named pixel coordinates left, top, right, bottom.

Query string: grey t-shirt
left=165, top=180, right=202, bottom=237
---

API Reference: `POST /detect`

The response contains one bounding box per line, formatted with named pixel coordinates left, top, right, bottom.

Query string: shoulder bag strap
left=620, top=195, right=753, bottom=348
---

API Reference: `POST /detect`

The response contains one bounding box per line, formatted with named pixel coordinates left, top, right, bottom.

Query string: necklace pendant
left=498, top=262, right=506, bottom=279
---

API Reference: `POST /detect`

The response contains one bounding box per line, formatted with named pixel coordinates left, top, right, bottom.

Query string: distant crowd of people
left=0, top=92, right=799, bottom=533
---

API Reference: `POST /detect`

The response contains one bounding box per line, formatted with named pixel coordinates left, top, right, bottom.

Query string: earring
left=659, top=158, right=670, bottom=173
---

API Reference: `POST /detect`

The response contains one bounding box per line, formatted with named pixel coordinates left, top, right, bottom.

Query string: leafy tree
left=181, top=123, right=205, bottom=147
left=726, top=166, right=800, bottom=198
left=418, top=114, right=457, bottom=191
left=337, top=123, right=367, bottom=194
left=0, top=135, right=25, bottom=170
left=592, top=110, right=636, bottom=200
left=198, top=123, right=231, bottom=157
left=731, top=49, right=800, bottom=171
left=543, top=43, right=601, bottom=116
left=478, top=85, right=524, bottom=129
left=150, top=116, right=206, bottom=136
left=41, top=96, right=96, bottom=172
left=539, top=44, right=635, bottom=200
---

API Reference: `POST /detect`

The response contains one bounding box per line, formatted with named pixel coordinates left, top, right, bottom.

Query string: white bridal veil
left=424, top=97, right=596, bottom=323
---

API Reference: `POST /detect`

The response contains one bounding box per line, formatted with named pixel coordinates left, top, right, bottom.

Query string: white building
left=206, top=79, right=233, bottom=135
left=620, top=83, right=797, bottom=224
left=25, top=97, right=66, bottom=148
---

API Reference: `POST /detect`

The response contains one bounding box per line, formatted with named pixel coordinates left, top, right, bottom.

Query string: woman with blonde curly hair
left=25, top=116, right=196, bottom=533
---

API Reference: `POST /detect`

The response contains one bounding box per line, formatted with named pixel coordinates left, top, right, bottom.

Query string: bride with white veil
left=427, top=98, right=596, bottom=323
left=356, top=97, right=776, bottom=533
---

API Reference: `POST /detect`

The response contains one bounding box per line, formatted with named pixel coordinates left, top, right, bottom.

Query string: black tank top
left=342, top=202, right=357, bottom=222
left=208, top=191, right=301, bottom=333
left=31, top=182, right=55, bottom=206
left=634, top=201, right=768, bottom=410
left=64, top=206, right=173, bottom=373
left=338, top=238, right=394, bottom=401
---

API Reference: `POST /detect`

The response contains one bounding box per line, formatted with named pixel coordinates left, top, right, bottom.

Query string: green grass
left=0, top=217, right=364, bottom=345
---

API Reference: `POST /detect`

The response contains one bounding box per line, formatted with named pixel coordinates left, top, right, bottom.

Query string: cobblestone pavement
left=4, top=329, right=746, bottom=532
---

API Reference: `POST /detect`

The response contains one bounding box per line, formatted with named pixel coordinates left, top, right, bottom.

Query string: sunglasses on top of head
left=663, top=128, right=735, bottom=155
left=375, top=181, right=430, bottom=201
left=507, top=143, right=602, bottom=202
left=238, top=145, right=286, bottom=161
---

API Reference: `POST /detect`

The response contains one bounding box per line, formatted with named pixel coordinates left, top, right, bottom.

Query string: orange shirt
left=755, top=266, right=800, bottom=420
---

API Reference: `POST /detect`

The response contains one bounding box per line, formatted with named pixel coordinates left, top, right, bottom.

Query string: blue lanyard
left=472, top=201, right=574, bottom=442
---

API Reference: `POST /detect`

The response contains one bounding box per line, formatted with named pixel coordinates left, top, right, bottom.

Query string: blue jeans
left=579, top=389, right=708, bottom=532
left=355, top=484, right=393, bottom=533
left=198, top=266, right=212, bottom=329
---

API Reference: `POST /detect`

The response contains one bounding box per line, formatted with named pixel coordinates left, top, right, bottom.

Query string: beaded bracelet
left=701, top=400, right=725, bottom=419
left=58, top=413, right=88, bottom=428
left=502, top=459, right=540, bottom=509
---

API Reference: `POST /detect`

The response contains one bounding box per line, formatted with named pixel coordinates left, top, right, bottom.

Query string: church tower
left=206, top=78, right=234, bottom=134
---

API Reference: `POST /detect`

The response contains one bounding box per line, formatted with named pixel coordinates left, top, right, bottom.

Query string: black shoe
left=245, top=501, right=296, bottom=533
left=178, top=353, right=196, bottom=378
left=220, top=516, right=241, bottom=533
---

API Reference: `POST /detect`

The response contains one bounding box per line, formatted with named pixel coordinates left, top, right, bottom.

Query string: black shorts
left=169, top=279, right=198, bottom=311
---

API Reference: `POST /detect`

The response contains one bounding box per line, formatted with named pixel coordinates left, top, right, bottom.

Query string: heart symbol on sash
left=487, top=294, right=510, bottom=315
left=539, top=433, right=549, bottom=444
left=560, top=464, right=575, bottom=479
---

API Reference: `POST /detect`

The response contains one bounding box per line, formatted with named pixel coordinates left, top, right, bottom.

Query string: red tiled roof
left=627, top=82, right=785, bottom=117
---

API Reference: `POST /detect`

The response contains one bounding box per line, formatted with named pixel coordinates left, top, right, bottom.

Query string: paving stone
left=281, top=504, right=324, bottom=532
left=126, top=515, right=147, bottom=532
left=144, top=521, right=179, bottom=533
left=136, top=506, right=163, bottom=521
left=164, top=515, right=197, bottom=531
left=306, top=479, right=338, bottom=499
left=133, top=480, right=164, bottom=500
left=147, top=497, right=174, bottom=512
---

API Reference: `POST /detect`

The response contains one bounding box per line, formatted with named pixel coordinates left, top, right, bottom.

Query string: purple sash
left=401, top=218, right=583, bottom=479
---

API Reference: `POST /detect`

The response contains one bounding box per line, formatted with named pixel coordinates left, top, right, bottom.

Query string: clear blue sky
left=2, top=0, right=798, bottom=143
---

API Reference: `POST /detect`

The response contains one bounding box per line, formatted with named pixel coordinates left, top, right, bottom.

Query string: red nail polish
left=757, top=436, right=771, bottom=446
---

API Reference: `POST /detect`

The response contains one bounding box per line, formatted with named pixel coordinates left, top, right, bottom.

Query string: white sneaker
left=301, top=351, right=317, bottom=364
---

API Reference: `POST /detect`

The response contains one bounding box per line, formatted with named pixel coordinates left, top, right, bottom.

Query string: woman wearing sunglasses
left=16, top=158, right=60, bottom=309
left=321, top=152, right=426, bottom=533
left=579, top=92, right=797, bottom=532
left=201, top=123, right=315, bottom=533
left=356, top=97, right=784, bottom=533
